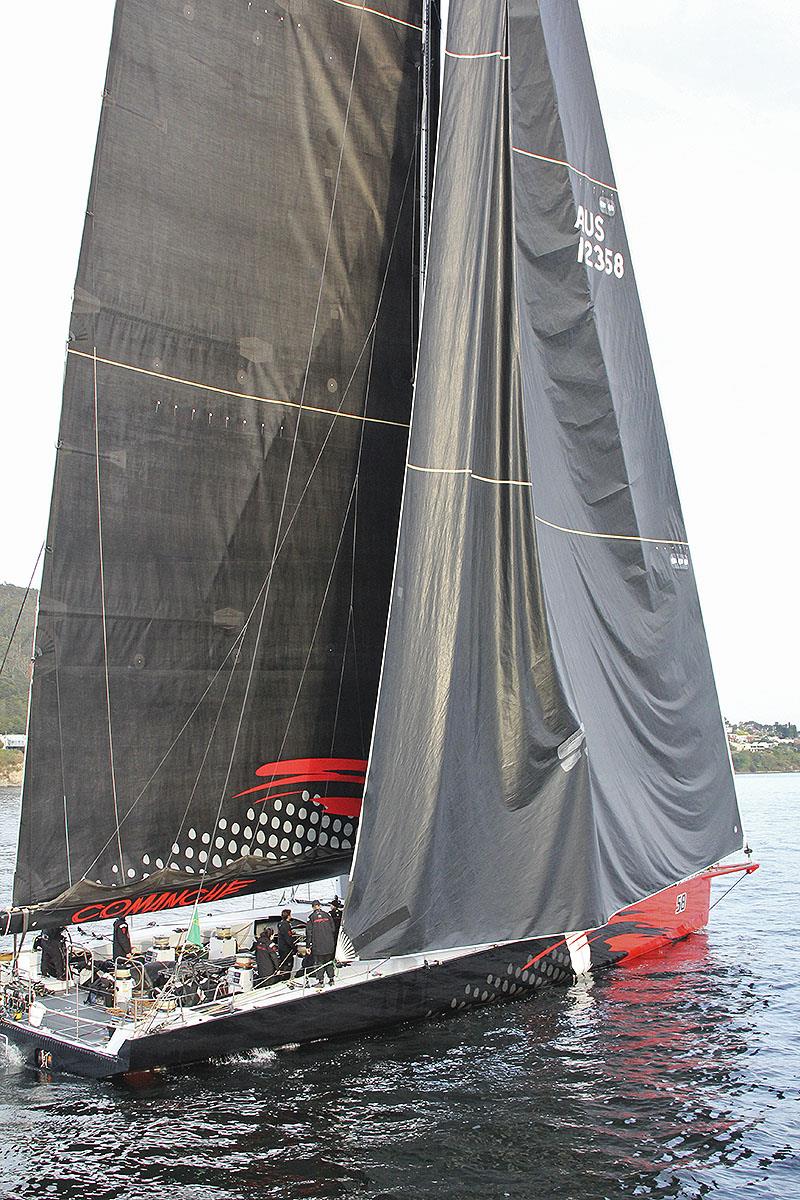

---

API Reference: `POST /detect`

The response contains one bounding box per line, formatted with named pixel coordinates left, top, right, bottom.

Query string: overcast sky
left=0, top=2, right=796, bottom=723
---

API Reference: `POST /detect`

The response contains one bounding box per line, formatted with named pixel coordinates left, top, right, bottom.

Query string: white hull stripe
left=512, top=146, right=617, bottom=193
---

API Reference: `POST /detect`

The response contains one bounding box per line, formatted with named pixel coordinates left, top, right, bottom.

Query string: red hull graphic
left=523, top=862, right=758, bottom=977
left=600, top=862, right=758, bottom=965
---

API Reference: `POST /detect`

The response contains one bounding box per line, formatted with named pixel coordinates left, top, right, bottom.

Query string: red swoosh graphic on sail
left=233, top=757, right=366, bottom=818
left=256, top=757, right=367, bottom=777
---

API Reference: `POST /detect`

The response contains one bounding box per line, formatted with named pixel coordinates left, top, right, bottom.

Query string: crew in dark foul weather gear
left=33, top=928, right=68, bottom=980
left=277, top=908, right=298, bottom=978
left=306, top=900, right=336, bottom=987
left=254, top=928, right=281, bottom=985
left=113, top=915, right=132, bottom=961
left=329, top=896, right=344, bottom=941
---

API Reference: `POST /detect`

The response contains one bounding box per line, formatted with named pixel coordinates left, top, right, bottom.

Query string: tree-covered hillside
left=731, top=744, right=800, bottom=773
left=0, top=582, right=37, bottom=733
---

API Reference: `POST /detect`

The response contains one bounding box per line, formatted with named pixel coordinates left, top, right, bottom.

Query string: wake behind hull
left=1, top=865, right=754, bottom=1079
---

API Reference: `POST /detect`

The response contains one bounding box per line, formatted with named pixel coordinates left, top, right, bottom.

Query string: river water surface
left=0, top=774, right=797, bottom=1199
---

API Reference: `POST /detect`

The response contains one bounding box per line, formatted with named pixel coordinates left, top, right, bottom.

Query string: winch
left=150, top=935, right=175, bottom=964
left=113, top=967, right=134, bottom=1011
left=209, top=926, right=237, bottom=961
left=227, top=954, right=255, bottom=994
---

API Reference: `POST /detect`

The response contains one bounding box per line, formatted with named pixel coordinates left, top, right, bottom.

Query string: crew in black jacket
left=329, top=896, right=343, bottom=940
left=306, top=900, right=337, bottom=987
left=33, top=928, right=68, bottom=980
left=277, top=909, right=297, bottom=979
left=113, top=915, right=132, bottom=961
left=254, top=927, right=281, bottom=985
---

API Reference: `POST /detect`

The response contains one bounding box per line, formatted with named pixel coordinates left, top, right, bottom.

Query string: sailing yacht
left=1, top=0, right=755, bottom=1078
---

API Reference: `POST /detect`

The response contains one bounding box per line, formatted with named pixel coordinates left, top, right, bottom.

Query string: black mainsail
left=344, top=0, right=742, bottom=957
left=11, top=0, right=422, bottom=930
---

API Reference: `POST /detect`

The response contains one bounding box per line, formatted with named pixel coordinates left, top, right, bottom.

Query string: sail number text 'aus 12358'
left=575, top=206, right=625, bottom=278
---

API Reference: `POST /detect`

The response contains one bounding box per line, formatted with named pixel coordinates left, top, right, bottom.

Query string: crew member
left=329, top=896, right=344, bottom=942
left=254, top=927, right=281, bottom=985
left=277, top=908, right=298, bottom=979
left=33, top=927, right=68, bottom=980
left=306, top=899, right=336, bottom=987
left=113, top=914, right=132, bottom=961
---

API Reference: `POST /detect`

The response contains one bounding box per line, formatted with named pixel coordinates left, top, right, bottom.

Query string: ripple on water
left=0, top=778, right=799, bottom=1198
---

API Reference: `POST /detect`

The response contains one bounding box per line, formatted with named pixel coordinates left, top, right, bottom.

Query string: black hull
left=2, top=866, right=754, bottom=1079
left=129, top=937, right=575, bottom=1074
left=1, top=1020, right=131, bottom=1078
left=2, top=935, right=573, bottom=1079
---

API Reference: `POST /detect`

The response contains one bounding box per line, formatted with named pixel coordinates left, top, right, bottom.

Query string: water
left=0, top=775, right=797, bottom=1199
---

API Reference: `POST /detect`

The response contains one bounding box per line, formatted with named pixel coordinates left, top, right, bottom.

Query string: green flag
left=187, top=909, right=202, bottom=948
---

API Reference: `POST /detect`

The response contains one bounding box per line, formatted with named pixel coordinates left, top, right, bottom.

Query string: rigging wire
left=270, top=139, right=418, bottom=565
left=707, top=870, right=749, bottom=914
left=166, top=627, right=248, bottom=865
left=0, top=540, right=43, bottom=679
left=92, top=346, right=125, bottom=880
left=80, top=615, right=252, bottom=878
left=204, top=0, right=370, bottom=858
left=328, top=335, right=379, bottom=763
left=79, top=6, right=419, bottom=881
left=274, top=464, right=361, bottom=765
left=140, top=4, right=371, bottom=1027
left=327, top=60, right=422, bottom=766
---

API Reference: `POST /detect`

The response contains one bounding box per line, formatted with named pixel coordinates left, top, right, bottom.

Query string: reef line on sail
left=65, top=350, right=411, bottom=429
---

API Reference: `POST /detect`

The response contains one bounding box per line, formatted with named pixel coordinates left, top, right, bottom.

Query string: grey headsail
left=344, top=0, right=741, bottom=958
left=10, top=0, right=422, bottom=930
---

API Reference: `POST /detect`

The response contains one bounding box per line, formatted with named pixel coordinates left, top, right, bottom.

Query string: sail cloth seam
left=533, top=515, right=689, bottom=548
left=406, top=462, right=528, bottom=487
left=406, top=466, right=689, bottom=545
left=512, top=146, right=617, bottom=193
left=142, top=4, right=371, bottom=1024
left=445, top=50, right=509, bottom=60
left=92, top=347, right=125, bottom=881
left=78, top=618, right=252, bottom=878
left=65, top=350, right=410, bottom=430
left=328, top=0, right=422, bottom=31
left=273, top=139, right=419, bottom=562
left=75, top=106, right=417, bottom=877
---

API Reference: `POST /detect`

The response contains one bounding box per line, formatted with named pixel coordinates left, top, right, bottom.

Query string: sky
left=0, top=2, right=797, bottom=724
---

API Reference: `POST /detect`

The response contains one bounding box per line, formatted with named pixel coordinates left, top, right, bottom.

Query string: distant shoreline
left=0, top=758, right=798, bottom=792
left=0, top=751, right=23, bottom=788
